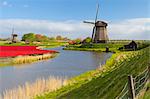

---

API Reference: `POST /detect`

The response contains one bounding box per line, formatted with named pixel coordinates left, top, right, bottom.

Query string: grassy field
left=63, top=43, right=122, bottom=52
left=0, top=41, right=68, bottom=48
left=35, top=46, right=150, bottom=99
left=143, top=82, right=150, bottom=99
left=64, top=40, right=150, bottom=52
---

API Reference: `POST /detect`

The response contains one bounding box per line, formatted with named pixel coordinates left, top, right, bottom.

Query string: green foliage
left=74, top=38, right=82, bottom=44
left=49, top=37, right=55, bottom=40
left=83, top=37, right=92, bottom=44
left=40, top=35, right=49, bottom=42
left=137, top=41, right=150, bottom=50
left=55, top=35, right=70, bottom=41
left=22, top=33, right=69, bottom=42
left=22, top=33, right=36, bottom=42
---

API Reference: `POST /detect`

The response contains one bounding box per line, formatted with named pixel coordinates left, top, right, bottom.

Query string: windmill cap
left=96, top=21, right=108, bottom=27
left=12, top=34, right=18, bottom=36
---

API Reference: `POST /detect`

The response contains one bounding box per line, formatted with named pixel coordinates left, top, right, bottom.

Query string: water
left=0, top=47, right=112, bottom=94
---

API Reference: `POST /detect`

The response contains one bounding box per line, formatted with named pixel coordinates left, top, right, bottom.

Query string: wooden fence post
left=128, top=75, right=136, bottom=99
left=148, top=66, right=150, bottom=79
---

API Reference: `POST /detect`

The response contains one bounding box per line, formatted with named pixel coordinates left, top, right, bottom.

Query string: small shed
left=124, top=41, right=137, bottom=50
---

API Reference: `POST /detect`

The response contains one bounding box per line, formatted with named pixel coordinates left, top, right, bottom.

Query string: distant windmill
left=11, top=28, right=18, bottom=43
left=83, top=3, right=109, bottom=43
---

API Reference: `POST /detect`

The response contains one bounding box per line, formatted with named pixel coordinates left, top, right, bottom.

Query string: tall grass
left=12, top=53, right=57, bottom=64
left=1, top=77, right=67, bottom=99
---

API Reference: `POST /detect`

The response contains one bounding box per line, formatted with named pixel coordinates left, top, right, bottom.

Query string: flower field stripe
left=0, top=46, right=57, bottom=57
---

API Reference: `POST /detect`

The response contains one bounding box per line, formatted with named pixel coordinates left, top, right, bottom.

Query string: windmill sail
left=92, top=3, right=99, bottom=41
left=83, top=21, right=94, bottom=24
left=95, top=4, right=99, bottom=23
left=12, top=28, right=14, bottom=35
left=92, top=26, right=95, bottom=40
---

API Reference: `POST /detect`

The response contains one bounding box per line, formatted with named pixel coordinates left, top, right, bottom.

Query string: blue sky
left=0, top=0, right=149, bottom=40
left=0, top=0, right=149, bottom=20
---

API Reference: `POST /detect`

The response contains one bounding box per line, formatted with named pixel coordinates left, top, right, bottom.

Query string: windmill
left=83, top=3, right=109, bottom=43
left=11, top=28, right=18, bottom=43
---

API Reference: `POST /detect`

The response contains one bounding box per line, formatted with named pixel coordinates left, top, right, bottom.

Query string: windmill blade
left=91, top=26, right=96, bottom=42
left=95, top=3, right=99, bottom=23
left=12, top=28, right=14, bottom=35
left=83, top=21, right=95, bottom=25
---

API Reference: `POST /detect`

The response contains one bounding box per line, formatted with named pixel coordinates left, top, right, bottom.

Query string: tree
left=22, top=33, right=35, bottom=42
left=83, top=37, right=92, bottom=44
left=62, top=37, right=69, bottom=41
left=49, top=37, right=55, bottom=40
left=41, top=35, right=49, bottom=42
left=68, top=40, right=76, bottom=45
left=22, top=33, right=51, bottom=42
left=75, top=38, right=82, bottom=44
left=35, top=34, right=43, bottom=42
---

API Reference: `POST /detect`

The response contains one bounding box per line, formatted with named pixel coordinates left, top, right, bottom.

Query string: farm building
left=124, top=41, right=137, bottom=50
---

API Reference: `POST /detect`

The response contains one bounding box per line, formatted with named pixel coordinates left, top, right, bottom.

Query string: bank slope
left=35, top=47, right=150, bottom=99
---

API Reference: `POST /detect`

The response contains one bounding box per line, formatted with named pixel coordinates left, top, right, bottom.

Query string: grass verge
left=0, top=53, right=58, bottom=67
left=0, top=41, right=68, bottom=48
left=12, top=53, right=57, bottom=64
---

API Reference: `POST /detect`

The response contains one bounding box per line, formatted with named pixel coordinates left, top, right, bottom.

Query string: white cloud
left=0, top=18, right=149, bottom=40
left=108, top=18, right=150, bottom=40
left=0, top=19, right=92, bottom=39
left=1, top=1, right=12, bottom=7
left=2, top=1, right=8, bottom=6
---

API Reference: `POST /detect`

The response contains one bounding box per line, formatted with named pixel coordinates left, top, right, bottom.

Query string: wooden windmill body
left=84, top=4, right=109, bottom=43
left=94, top=21, right=108, bottom=43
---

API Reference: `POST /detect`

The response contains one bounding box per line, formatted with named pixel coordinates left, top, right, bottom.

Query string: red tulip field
left=0, top=46, right=57, bottom=57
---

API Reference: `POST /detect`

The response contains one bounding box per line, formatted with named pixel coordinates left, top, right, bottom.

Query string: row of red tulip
left=0, top=46, right=57, bottom=57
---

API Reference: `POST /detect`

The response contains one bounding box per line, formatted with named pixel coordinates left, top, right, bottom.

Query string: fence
left=117, top=66, right=150, bottom=99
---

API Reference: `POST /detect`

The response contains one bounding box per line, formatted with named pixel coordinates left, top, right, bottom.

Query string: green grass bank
left=64, top=40, right=150, bottom=52
left=35, top=46, right=150, bottom=99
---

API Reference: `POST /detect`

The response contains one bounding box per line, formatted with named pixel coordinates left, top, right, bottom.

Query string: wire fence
left=116, top=66, right=150, bottom=99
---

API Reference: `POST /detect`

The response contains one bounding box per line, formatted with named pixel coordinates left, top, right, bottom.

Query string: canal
left=0, top=47, right=112, bottom=94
